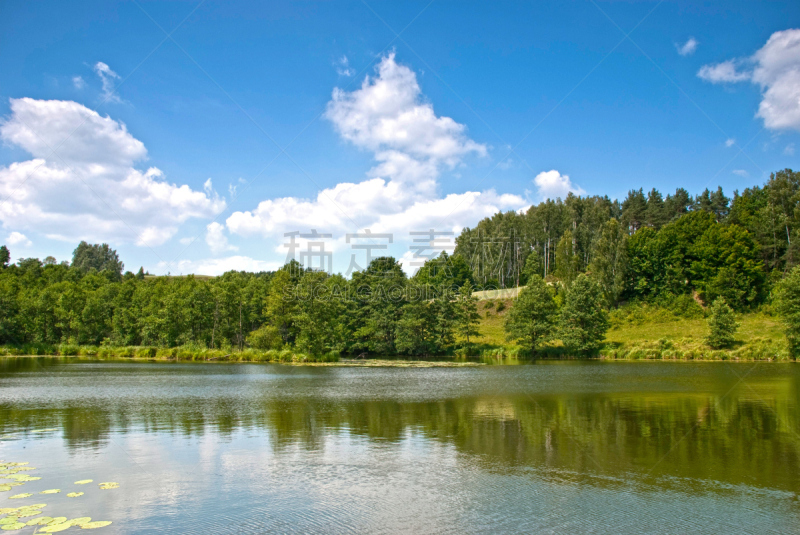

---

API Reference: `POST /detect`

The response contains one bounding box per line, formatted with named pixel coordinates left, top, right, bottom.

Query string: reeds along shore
left=0, top=337, right=792, bottom=362
left=0, top=344, right=340, bottom=363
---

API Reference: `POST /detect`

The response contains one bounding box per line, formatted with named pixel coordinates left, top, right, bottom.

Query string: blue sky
left=0, top=0, right=798, bottom=275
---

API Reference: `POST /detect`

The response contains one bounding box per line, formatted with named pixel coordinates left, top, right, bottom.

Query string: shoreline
left=0, top=354, right=792, bottom=365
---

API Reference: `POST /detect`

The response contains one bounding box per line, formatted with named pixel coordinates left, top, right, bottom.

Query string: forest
left=0, top=169, right=798, bottom=359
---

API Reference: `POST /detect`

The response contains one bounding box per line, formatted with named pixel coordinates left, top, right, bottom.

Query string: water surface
left=1, top=358, right=799, bottom=533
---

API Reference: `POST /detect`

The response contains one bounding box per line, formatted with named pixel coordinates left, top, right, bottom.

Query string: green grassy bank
left=0, top=344, right=339, bottom=363
left=470, top=298, right=791, bottom=361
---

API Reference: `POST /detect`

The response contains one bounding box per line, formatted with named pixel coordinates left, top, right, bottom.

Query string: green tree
left=554, top=230, right=578, bottom=285
left=72, top=242, right=124, bottom=280
left=705, top=297, right=738, bottom=349
left=504, top=275, right=556, bottom=351
left=559, top=274, right=609, bottom=353
left=774, top=267, right=800, bottom=357
left=520, top=251, right=541, bottom=286
left=0, top=245, right=8, bottom=269
left=621, top=188, right=647, bottom=233
left=266, top=268, right=298, bottom=345
left=589, top=219, right=628, bottom=306
left=455, top=281, right=481, bottom=345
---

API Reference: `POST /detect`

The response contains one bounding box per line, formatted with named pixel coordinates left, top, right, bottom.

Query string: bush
left=705, top=298, right=738, bottom=349
left=247, top=325, right=283, bottom=350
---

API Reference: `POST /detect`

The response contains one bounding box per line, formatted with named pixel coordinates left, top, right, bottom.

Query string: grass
left=0, top=344, right=340, bottom=363
left=465, top=299, right=792, bottom=361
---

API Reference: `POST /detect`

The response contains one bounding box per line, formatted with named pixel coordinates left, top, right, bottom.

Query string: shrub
left=705, top=298, right=738, bottom=349
left=247, top=325, right=283, bottom=350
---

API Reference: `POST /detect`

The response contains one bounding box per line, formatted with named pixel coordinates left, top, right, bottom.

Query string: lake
left=1, top=358, right=799, bottom=533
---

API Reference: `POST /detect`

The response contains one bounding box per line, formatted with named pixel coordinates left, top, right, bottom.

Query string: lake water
left=1, top=358, right=799, bottom=534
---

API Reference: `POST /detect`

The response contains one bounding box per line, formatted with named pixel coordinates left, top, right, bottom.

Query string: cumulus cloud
left=0, top=98, right=225, bottom=246
left=725, top=138, right=736, bottom=147
left=676, top=37, right=698, bottom=56
left=532, top=170, right=585, bottom=201
left=785, top=143, right=795, bottom=156
left=72, top=76, right=86, bottom=90
left=93, top=61, right=121, bottom=103
left=325, top=53, right=487, bottom=167
left=6, top=231, right=32, bottom=247
left=226, top=54, right=521, bottom=267
left=698, top=29, right=800, bottom=131
left=697, top=60, right=749, bottom=83
left=206, top=222, right=237, bottom=255
left=732, top=169, right=749, bottom=177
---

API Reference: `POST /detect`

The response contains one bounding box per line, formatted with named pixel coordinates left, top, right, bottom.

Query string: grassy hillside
left=469, top=297, right=790, bottom=361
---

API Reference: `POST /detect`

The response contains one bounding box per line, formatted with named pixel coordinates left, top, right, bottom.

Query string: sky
left=0, top=0, right=798, bottom=276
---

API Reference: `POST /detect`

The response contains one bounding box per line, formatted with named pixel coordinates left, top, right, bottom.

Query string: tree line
left=0, top=169, right=798, bottom=357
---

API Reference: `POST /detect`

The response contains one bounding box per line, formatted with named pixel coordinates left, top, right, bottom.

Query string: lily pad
left=98, top=482, right=118, bottom=490
left=0, top=509, right=16, bottom=515
left=66, top=492, right=83, bottom=498
left=67, top=517, right=91, bottom=527
left=39, top=489, right=60, bottom=494
left=47, top=517, right=67, bottom=526
left=0, top=522, right=25, bottom=531
left=26, top=504, right=46, bottom=509
left=26, top=516, right=52, bottom=526
left=16, top=510, right=41, bottom=518
left=80, top=521, right=112, bottom=529
left=0, top=518, right=17, bottom=526
left=7, top=494, right=30, bottom=500
left=73, top=480, right=92, bottom=485
left=0, top=486, right=10, bottom=492
left=39, top=523, right=71, bottom=533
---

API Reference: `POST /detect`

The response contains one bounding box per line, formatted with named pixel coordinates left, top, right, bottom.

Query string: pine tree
left=0, top=246, right=9, bottom=269
left=559, top=274, right=609, bottom=353
left=455, top=281, right=481, bottom=345
left=705, top=297, right=738, bottom=349
left=504, top=275, right=556, bottom=351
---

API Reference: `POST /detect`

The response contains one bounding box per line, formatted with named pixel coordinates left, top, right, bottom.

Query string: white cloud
left=532, top=170, right=585, bottom=201
left=93, top=61, right=122, bottom=103
left=785, top=143, right=795, bottom=156
left=336, top=55, right=354, bottom=77
left=158, top=256, right=282, bottom=276
left=6, top=232, right=32, bottom=248
left=72, top=76, right=86, bottom=90
left=206, top=222, right=238, bottom=255
left=0, top=98, right=225, bottom=246
left=725, top=138, right=736, bottom=147
left=676, top=37, right=698, bottom=56
left=324, top=53, right=487, bottom=168
left=697, top=60, right=749, bottom=83
left=752, top=29, right=800, bottom=130
left=698, top=29, right=800, bottom=131
left=224, top=54, right=525, bottom=273
left=732, top=169, right=749, bottom=177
